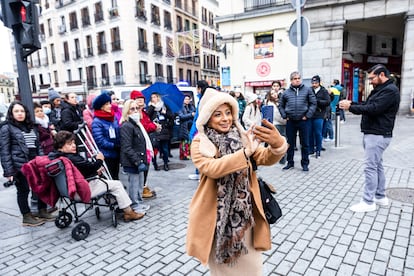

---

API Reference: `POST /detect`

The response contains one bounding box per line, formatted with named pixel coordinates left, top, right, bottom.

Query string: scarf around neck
left=94, top=109, right=115, bottom=122
left=35, top=115, right=49, bottom=129
left=152, top=100, right=165, bottom=112
left=205, top=125, right=254, bottom=265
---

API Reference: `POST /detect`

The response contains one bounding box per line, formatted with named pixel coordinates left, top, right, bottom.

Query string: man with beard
left=339, top=64, right=400, bottom=212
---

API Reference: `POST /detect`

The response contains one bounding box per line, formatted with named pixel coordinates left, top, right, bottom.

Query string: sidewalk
left=0, top=115, right=413, bottom=275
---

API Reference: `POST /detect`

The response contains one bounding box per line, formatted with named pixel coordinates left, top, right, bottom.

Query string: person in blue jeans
left=278, top=71, right=316, bottom=171
left=309, top=75, right=331, bottom=158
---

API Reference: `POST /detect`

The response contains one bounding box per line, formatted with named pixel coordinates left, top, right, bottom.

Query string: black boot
left=153, top=156, right=160, bottom=171
left=164, top=163, right=169, bottom=171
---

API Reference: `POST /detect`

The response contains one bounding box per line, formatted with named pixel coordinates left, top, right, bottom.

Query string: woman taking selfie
left=186, top=88, right=287, bottom=275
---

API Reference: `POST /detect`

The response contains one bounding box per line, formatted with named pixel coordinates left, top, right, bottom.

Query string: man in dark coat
left=339, top=64, right=400, bottom=213
left=278, top=71, right=316, bottom=171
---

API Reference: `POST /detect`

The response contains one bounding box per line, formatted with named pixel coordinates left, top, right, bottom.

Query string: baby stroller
left=45, top=159, right=118, bottom=241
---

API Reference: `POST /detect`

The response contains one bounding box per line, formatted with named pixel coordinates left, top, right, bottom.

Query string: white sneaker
left=188, top=174, right=200, bottom=180
left=324, top=138, right=334, bottom=142
left=374, top=197, right=389, bottom=206
left=349, top=201, right=376, bottom=212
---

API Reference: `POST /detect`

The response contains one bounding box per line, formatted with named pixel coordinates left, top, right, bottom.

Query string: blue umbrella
left=142, top=82, right=185, bottom=113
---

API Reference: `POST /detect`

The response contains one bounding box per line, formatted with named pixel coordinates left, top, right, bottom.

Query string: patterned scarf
left=206, top=125, right=254, bottom=265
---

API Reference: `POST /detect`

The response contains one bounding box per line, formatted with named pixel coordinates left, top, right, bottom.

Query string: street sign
left=291, top=0, right=306, bottom=9
left=288, top=16, right=310, bottom=47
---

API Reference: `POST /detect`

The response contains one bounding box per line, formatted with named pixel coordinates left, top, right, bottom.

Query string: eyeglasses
left=129, top=107, right=138, bottom=112
left=368, top=75, right=378, bottom=81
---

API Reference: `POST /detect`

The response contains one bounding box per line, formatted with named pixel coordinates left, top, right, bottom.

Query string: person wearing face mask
left=34, top=102, right=55, bottom=155
left=120, top=100, right=152, bottom=213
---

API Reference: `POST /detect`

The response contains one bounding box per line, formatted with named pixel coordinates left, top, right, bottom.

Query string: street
left=0, top=115, right=413, bottom=275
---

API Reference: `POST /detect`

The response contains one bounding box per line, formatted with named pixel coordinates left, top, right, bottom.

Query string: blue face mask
left=43, top=107, right=51, bottom=115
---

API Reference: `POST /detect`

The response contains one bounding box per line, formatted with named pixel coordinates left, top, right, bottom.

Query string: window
left=166, top=65, right=173, bottom=83
left=78, top=67, right=83, bottom=80
left=179, top=68, right=184, bottom=82
left=109, top=0, right=119, bottom=18
left=50, top=44, right=56, bottom=64
left=164, top=11, right=172, bottom=30
left=63, top=41, right=70, bottom=62
left=176, top=15, right=182, bottom=32
left=86, top=66, right=97, bottom=89
left=135, top=0, right=146, bottom=20
left=86, top=35, right=93, bottom=56
left=74, top=38, right=81, bottom=59
left=69, top=12, right=78, bottom=31
left=201, top=7, right=207, bottom=24
left=139, top=61, right=148, bottom=84
left=138, top=28, right=147, bottom=51
left=95, top=2, right=104, bottom=23
left=111, top=27, right=121, bottom=51
left=47, top=19, right=52, bottom=36
left=155, top=63, right=163, bottom=82
left=67, top=69, right=72, bottom=82
left=101, top=63, right=109, bottom=86
left=97, top=31, right=107, bottom=55
left=208, top=11, right=214, bottom=27
left=184, top=19, right=190, bottom=31
left=151, top=5, right=160, bottom=25
left=186, top=70, right=192, bottom=85
left=166, top=36, right=174, bottom=58
left=114, top=61, right=124, bottom=84
left=153, top=33, right=162, bottom=55
left=81, top=7, right=90, bottom=27
left=59, top=16, right=66, bottom=34
left=53, top=70, right=59, bottom=87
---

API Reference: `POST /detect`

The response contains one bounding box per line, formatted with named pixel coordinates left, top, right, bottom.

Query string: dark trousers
left=105, top=157, right=120, bottom=180
left=159, top=140, right=170, bottom=164
left=15, top=172, right=46, bottom=215
left=286, top=119, right=310, bottom=167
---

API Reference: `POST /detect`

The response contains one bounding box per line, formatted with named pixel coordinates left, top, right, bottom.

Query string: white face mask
left=43, top=107, right=51, bottom=115
left=129, top=113, right=141, bottom=123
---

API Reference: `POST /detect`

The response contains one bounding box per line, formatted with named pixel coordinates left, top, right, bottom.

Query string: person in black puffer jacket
left=146, top=93, right=174, bottom=171
left=60, top=92, right=83, bottom=133
left=278, top=71, right=316, bottom=171
left=0, top=101, right=54, bottom=226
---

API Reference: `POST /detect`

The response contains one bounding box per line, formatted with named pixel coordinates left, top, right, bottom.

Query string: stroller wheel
left=112, top=209, right=118, bottom=228
left=95, top=207, right=100, bottom=219
left=72, top=221, right=90, bottom=241
left=55, top=211, right=73, bottom=229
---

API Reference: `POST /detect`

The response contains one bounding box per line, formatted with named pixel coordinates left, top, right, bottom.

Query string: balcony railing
left=109, top=7, right=119, bottom=18
left=113, top=75, right=125, bottom=85
left=100, top=77, right=110, bottom=86
left=138, top=41, right=148, bottom=52
left=62, top=53, right=70, bottom=62
left=135, top=7, right=147, bottom=21
left=244, top=0, right=290, bottom=11
left=95, top=12, right=104, bottom=23
left=72, top=50, right=82, bottom=60
left=97, top=44, right=107, bottom=55
left=87, top=78, right=97, bottom=89
left=153, top=45, right=163, bottom=56
left=111, top=40, right=122, bottom=52
left=82, top=18, right=91, bottom=27
left=85, top=47, right=94, bottom=57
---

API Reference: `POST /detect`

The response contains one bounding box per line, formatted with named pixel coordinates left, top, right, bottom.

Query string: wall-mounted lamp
left=216, top=33, right=227, bottom=59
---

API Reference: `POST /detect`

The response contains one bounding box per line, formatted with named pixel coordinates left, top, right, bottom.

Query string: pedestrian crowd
left=0, top=64, right=400, bottom=276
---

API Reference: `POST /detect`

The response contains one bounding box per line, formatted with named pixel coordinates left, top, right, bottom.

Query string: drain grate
left=386, top=188, right=414, bottom=204
left=166, top=162, right=186, bottom=170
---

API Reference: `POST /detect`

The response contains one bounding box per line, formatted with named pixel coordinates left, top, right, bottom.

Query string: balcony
left=94, top=12, right=104, bottom=23
left=113, top=75, right=125, bottom=85
left=97, top=44, right=107, bottom=55
left=58, top=25, right=66, bottom=34
left=135, top=7, right=147, bottom=21
left=138, top=41, right=148, bottom=52
left=164, top=23, right=172, bottom=31
left=39, top=84, right=51, bottom=89
left=72, top=50, right=82, bottom=60
left=62, top=53, right=70, bottom=62
left=66, top=80, right=82, bottom=86
left=111, top=40, right=122, bottom=52
left=153, top=45, right=163, bottom=56
left=86, top=78, right=97, bottom=90
left=151, top=14, right=161, bottom=26
left=55, top=0, right=76, bottom=9
left=84, top=47, right=94, bottom=57
left=82, top=18, right=91, bottom=27
left=244, top=0, right=290, bottom=11
left=109, top=7, right=119, bottom=18
left=101, top=77, right=110, bottom=86
left=69, top=23, right=78, bottom=31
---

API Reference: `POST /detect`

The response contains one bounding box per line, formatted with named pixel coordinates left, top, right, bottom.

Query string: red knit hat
left=130, top=90, right=144, bottom=100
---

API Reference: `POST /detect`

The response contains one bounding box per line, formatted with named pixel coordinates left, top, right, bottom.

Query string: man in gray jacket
left=278, top=71, right=316, bottom=171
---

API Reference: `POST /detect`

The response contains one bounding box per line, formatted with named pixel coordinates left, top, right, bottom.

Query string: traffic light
left=1, top=0, right=41, bottom=51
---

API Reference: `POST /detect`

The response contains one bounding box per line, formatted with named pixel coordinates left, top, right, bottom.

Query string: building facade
left=9, top=0, right=219, bottom=100
left=215, top=0, right=413, bottom=113
left=0, top=74, right=15, bottom=104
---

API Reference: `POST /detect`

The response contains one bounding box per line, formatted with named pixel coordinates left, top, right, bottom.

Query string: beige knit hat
left=195, top=88, right=246, bottom=157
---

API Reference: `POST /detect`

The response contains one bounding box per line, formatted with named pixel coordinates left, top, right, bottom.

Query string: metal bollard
left=335, top=113, right=340, bottom=147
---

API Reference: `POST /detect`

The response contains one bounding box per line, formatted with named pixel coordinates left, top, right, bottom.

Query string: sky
left=0, top=24, right=14, bottom=74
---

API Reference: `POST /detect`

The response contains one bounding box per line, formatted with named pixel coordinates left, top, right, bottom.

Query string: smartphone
left=262, top=105, right=274, bottom=125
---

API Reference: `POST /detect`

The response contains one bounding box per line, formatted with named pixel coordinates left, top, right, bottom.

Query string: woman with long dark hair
left=0, top=101, right=55, bottom=226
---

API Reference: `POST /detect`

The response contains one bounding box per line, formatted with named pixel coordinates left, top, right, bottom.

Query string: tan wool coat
left=186, top=135, right=287, bottom=265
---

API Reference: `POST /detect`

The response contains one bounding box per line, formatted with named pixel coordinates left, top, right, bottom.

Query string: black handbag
left=258, top=177, right=282, bottom=224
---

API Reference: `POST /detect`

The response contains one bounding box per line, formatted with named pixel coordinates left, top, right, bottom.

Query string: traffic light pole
left=14, top=34, right=35, bottom=120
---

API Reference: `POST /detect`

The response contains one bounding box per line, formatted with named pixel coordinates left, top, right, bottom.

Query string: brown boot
left=36, top=209, right=57, bottom=221
left=124, top=209, right=145, bottom=222
left=22, top=213, right=45, bottom=227
left=142, top=186, right=155, bottom=198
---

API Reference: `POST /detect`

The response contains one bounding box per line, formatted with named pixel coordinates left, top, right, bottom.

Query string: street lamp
left=216, top=33, right=227, bottom=59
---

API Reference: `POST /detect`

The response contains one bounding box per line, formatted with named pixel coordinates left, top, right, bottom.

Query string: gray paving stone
left=349, top=240, right=364, bottom=253
left=388, top=256, right=405, bottom=272
left=379, top=238, right=394, bottom=251
left=374, top=248, right=391, bottom=262
left=364, top=238, right=379, bottom=251
left=359, top=249, right=375, bottom=264
left=332, top=244, right=348, bottom=257
left=284, top=249, right=302, bottom=263
left=301, top=247, right=318, bottom=261
left=274, top=260, right=294, bottom=275
left=337, top=263, right=355, bottom=275
left=317, top=244, right=334, bottom=258
left=354, top=261, right=371, bottom=275
left=291, top=258, right=310, bottom=274
left=309, top=255, right=327, bottom=271
left=320, top=267, right=338, bottom=276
